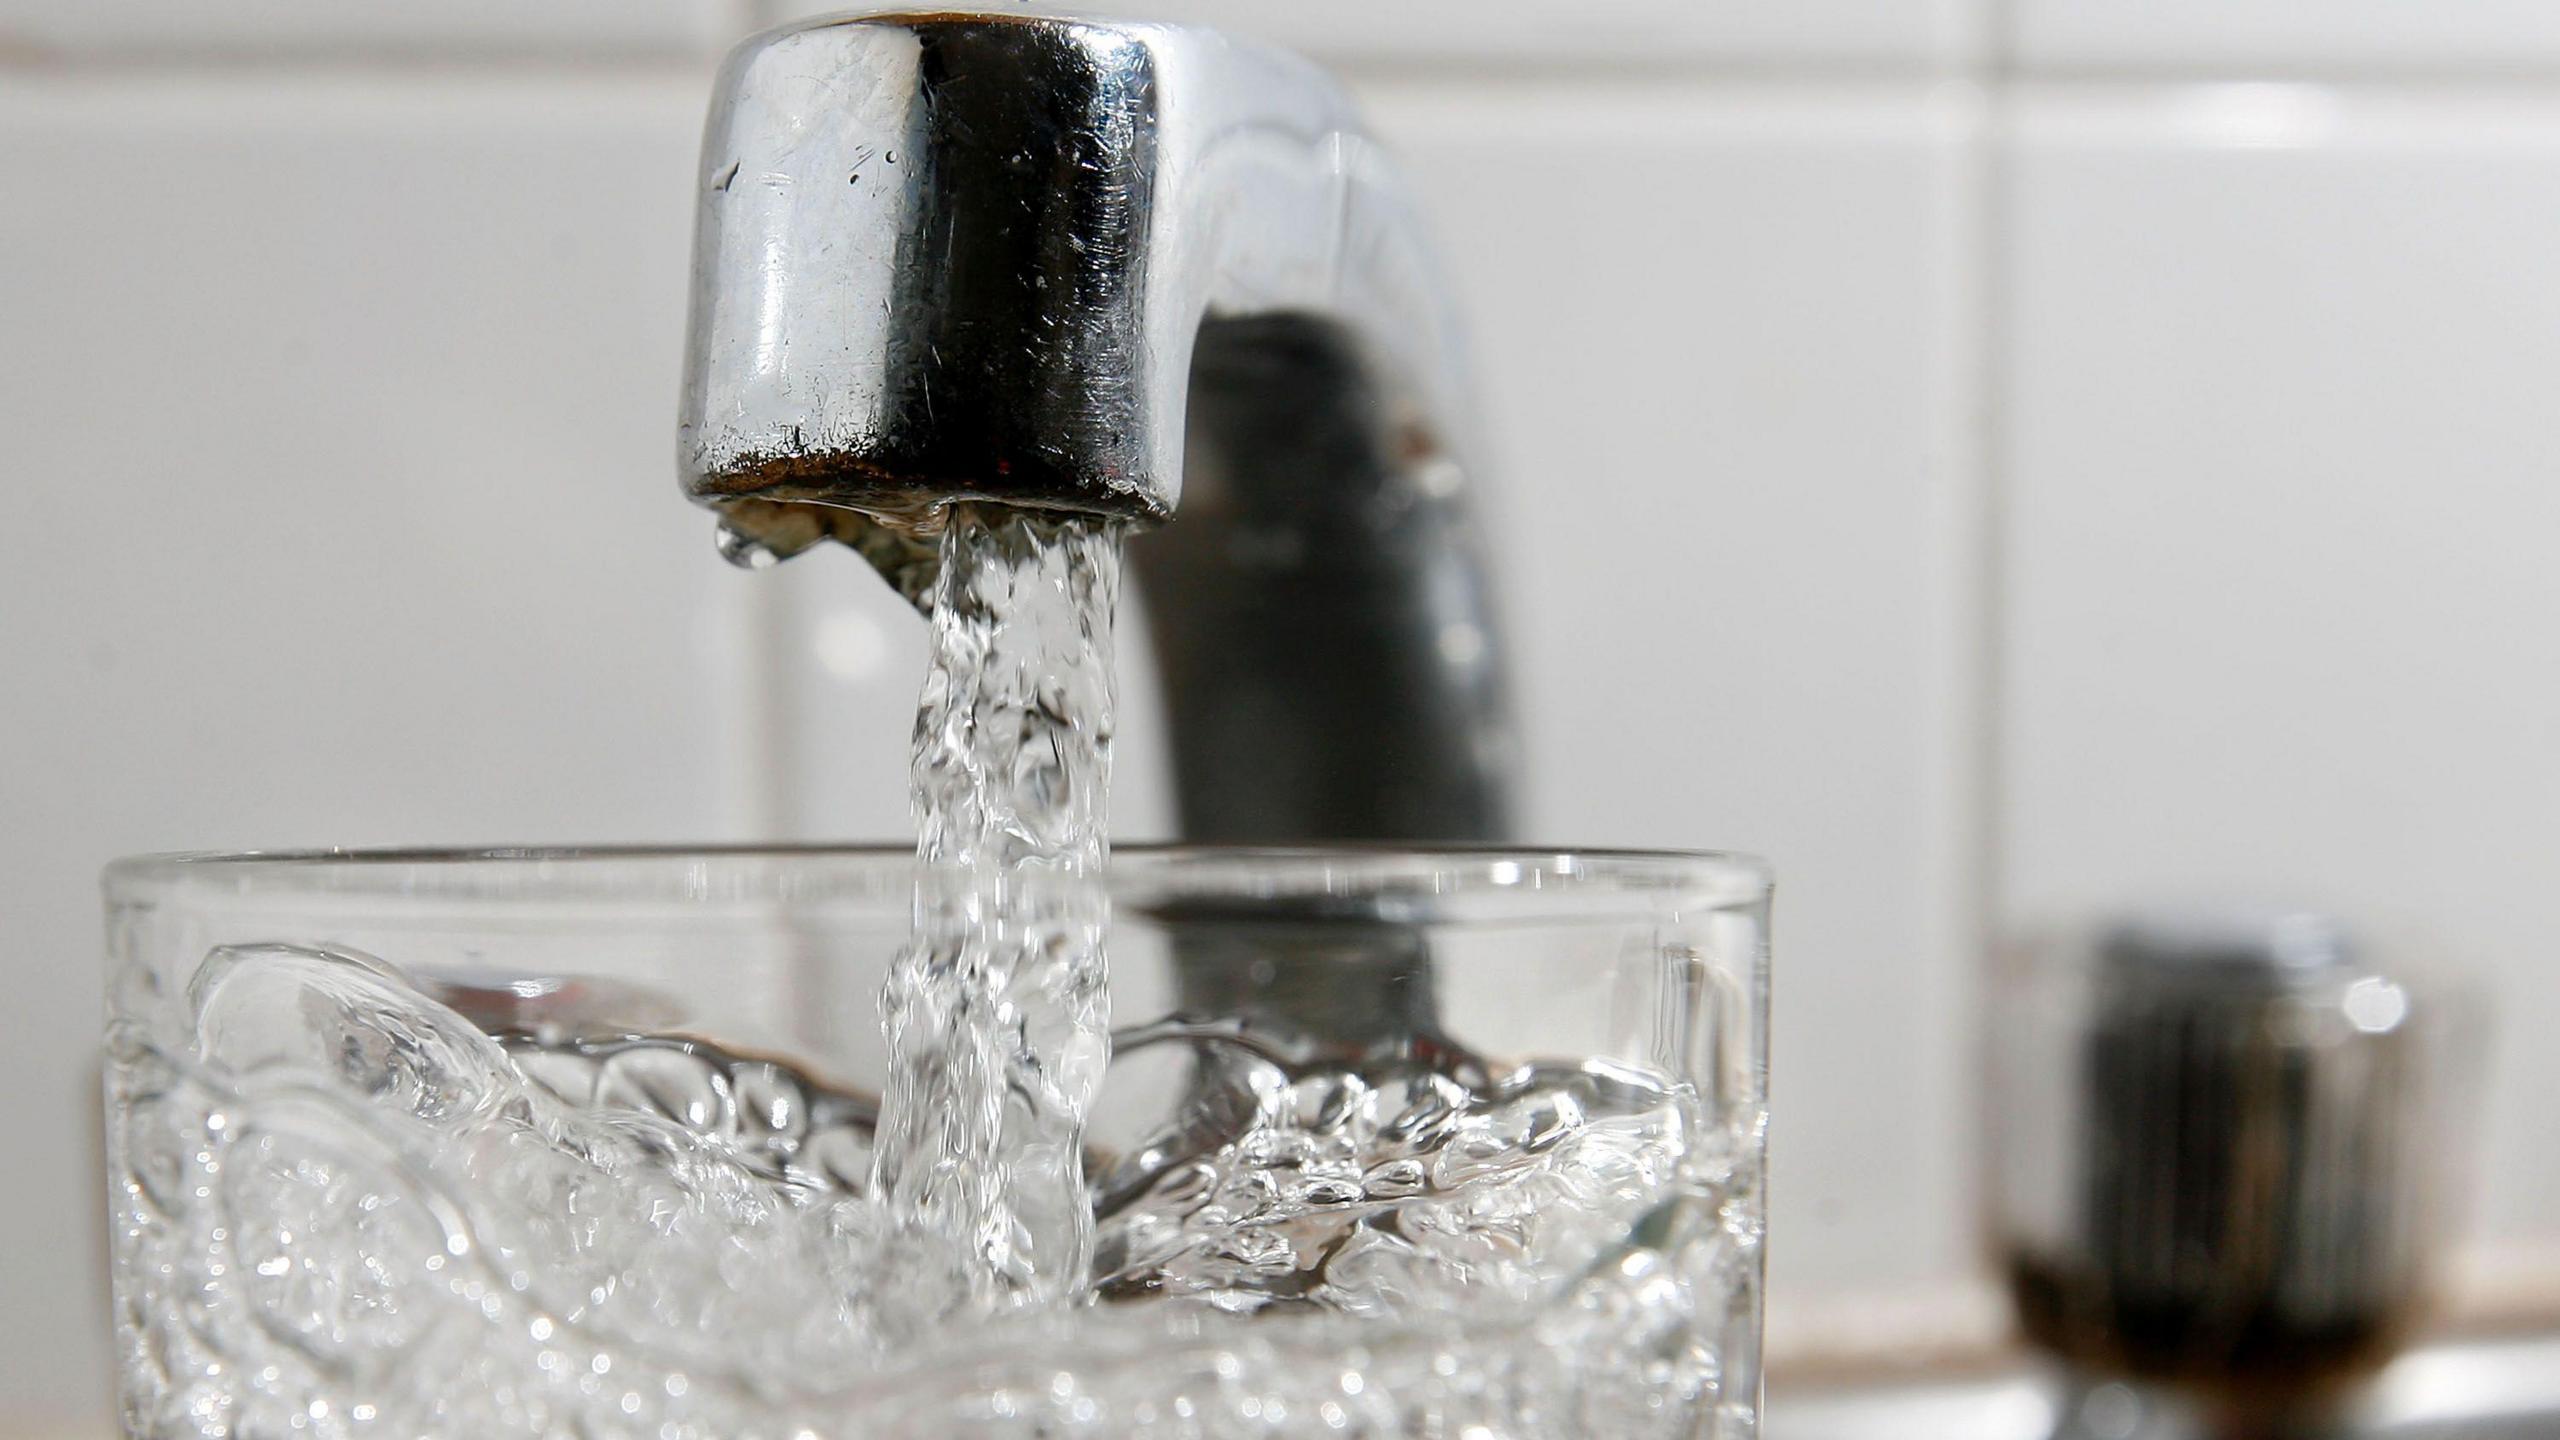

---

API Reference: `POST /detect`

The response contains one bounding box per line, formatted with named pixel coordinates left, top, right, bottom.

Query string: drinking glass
left=105, top=845, right=1768, bottom=1438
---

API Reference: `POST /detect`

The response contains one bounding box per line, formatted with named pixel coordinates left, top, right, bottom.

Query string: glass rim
left=103, top=841, right=1770, bottom=911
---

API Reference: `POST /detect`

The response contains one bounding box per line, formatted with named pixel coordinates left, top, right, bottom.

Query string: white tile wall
left=0, top=0, right=747, bottom=59
left=1372, top=80, right=1987, bottom=1301
left=1996, top=86, right=2560, bottom=1252
left=0, top=72, right=747, bottom=1428
left=760, top=0, right=1977, bottom=70
left=2009, top=1, right=2560, bottom=76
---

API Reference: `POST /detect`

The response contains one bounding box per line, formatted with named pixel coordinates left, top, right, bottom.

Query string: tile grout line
left=1921, top=65, right=2005, bottom=1312
left=1972, top=0, right=2018, bottom=963
left=1947, top=0, right=2019, bottom=1292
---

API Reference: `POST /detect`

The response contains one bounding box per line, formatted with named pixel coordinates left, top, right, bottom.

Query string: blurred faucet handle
left=1991, top=907, right=2473, bottom=1437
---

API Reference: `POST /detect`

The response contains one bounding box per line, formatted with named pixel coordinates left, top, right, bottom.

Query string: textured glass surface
left=105, top=846, right=1767, bottom=1438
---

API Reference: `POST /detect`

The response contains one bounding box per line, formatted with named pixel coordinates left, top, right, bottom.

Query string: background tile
left=1382, top=82, right=1988, bottom=1304
left=0, top=0, right=747, bottom=59
left=0, top=73, right=749, bottom=1427
left=1997, top=88, right=2560, bottom=1253
left=2008, top=0, right=2560, bottom=76
left=759, top=0, right=1980, bottom=71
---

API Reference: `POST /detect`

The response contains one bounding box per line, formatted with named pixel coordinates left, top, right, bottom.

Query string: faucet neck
left=681, top=11, right=1514, bottom=843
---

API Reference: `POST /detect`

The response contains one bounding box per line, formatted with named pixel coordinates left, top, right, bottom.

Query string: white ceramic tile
left=0, top=0, right=747, bottom=58
left=0, top=74, right=747, bottom=1429
left=760, top=0, right=1977, bottom=70
left=2010, top=0, right=2560, bottom=75
left=1999, top=91, right=2560, bottom=1258
left=1361, top=83, right=1986, bottom=1304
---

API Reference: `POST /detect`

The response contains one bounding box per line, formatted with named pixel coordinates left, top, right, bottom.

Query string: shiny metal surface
left=679, top=8, right=1513, bottom=842
left=1991, top=908, right=2462, bottom=1432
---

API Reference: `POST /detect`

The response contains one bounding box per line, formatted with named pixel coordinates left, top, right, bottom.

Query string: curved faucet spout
left=680, top=9, right=1513, bottom=842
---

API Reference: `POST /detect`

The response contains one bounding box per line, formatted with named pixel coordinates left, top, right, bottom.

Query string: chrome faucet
left=679, top=8, right=1514, bottom=843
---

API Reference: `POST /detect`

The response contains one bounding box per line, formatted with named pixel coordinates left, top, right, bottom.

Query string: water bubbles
left=594, top=1049, right=731, bottom=1137
left=221, top=1123, right=447, bottom=1369
left=1088, top=1052, right=1703, bottom=1337
left=1376, top=1073, right=1469, bottom=1155
left=1295, top=1172, right=1370, bottom=1211
left=733, top=1063, right=807, bottom=1147
left=1360, top=1159, right=1427, bottom=1200
left=190, top=942, right=513, bottom=1126
left=1289, top=1074, right=1374, bottom=1134
left=120, top=1083, right=210, bottom=1220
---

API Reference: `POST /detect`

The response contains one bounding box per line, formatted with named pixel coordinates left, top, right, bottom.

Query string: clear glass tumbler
left=105, top=845, right=1768, bottom=1439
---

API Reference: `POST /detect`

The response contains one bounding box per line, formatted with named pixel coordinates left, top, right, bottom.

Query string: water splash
left=869, top=504, right=1125, bottom=1321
